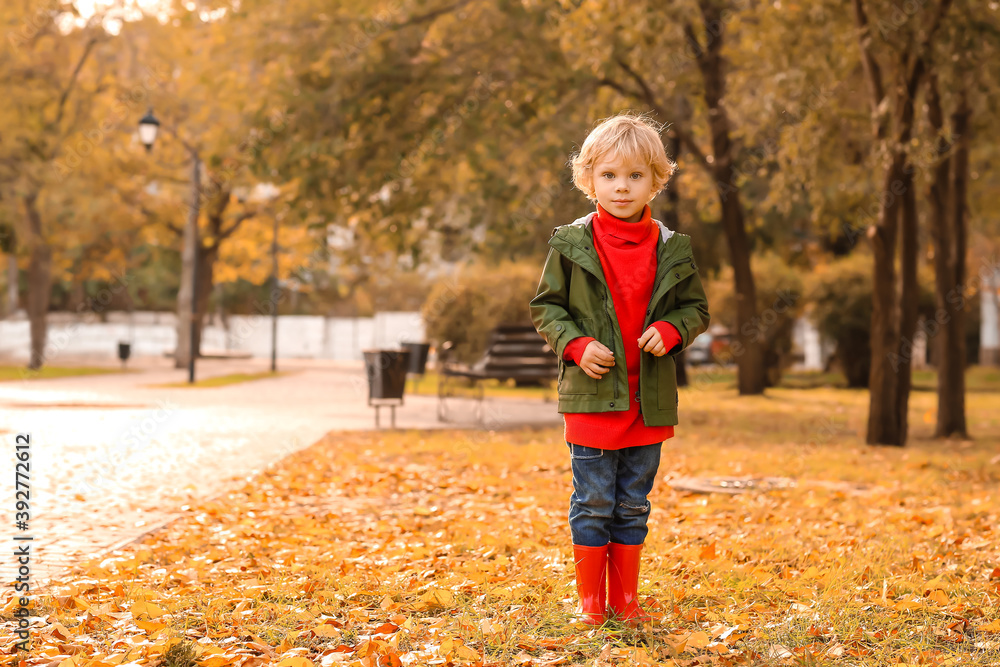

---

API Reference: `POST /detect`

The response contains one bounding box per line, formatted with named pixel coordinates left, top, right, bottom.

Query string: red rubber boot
left=571, top=544, right=608, bottom=625
left=607, top=542, right=651, bottom=626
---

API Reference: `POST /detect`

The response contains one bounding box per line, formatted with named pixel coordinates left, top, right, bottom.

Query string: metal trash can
left=402, top=341, right=430, bottom=393
left=118, top=342, right=132, bottom=369
left=402, top=342, right=430, bottom=375
left=362, top=348, right=411, bottom=428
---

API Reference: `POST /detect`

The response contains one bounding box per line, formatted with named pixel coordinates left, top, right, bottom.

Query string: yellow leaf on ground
left=134, top=618, right=167, bottom=633
left=311, top=623, right=341, bottom=638
left=924, top=574, right=948, bottom=591
left=978, top=619, right=1000, bottom=634
left=130, top=600, right=166, bottom=619
left=927, top=589, right=949, bottom=605
left=454, top=644, right=480, bottom=661
left=201, top=656, right=237, bottom=667
left=420, top=588, right=454, bottom=609
left=894, top=598, right=922, bottom=611
left=277, top=658, right=314, bottom=667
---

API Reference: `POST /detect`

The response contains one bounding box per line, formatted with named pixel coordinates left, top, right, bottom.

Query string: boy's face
left=591, top=153, right=654, bottom=223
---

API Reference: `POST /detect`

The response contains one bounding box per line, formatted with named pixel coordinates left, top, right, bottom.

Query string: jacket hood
left=558, top=210, right=676, bottom=244
left=548, top=211, right=692, bottom=262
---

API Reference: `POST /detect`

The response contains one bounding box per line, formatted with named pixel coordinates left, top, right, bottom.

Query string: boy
left=529, top=112, right=710, bottom=626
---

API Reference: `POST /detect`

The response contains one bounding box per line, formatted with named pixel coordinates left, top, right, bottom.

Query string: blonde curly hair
left=569, top=112, right=677, bottom=203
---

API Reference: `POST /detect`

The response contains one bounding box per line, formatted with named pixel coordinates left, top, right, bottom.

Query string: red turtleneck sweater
left=560, top=203, right=682, bottom=450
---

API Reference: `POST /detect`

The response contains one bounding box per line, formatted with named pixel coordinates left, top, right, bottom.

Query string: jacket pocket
left=657, top=355, right=677, bottom=410
left=561, top=317, right=599, bottom=395
left=561, top=365, right=598, bottom=395
left=558, top=317, right=598, bottom=395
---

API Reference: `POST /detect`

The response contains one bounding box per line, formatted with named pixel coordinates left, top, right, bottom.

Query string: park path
left=0, top=356, right=560, bottom=591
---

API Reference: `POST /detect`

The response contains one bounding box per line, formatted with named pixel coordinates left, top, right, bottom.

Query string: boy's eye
left=631, top=173, right=643, bottom=179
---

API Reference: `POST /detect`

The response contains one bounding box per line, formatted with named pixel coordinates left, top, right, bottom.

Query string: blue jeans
left=566, top=441, right=662, bottom=547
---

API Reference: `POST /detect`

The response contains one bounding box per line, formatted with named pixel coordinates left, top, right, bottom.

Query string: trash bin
left=402, top=342, right=430, bottom=375
left=362, top=348, right=411, bottom=428
left=118, top=342, right=131, bottom=368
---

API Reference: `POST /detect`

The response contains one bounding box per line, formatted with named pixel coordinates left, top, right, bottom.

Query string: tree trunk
left=896, top=165, right=919, bottom=445
left=863, top=64, right=924, bottom=447
left=175, top=156, right=202, bottom=369
left=193, top=244, right=218, bottom=357
left=661, top=97, right=688, bottom=387
left=6, top=253, right=18, bottom=317
left=23, top=192, right=51, bottom=370
left=866, top=156, right=905, bottom=446
left=692, top=0, right=765, bottom=395
left=927, top=76, right=970, bottom=438
left=853, top=0, right=953, bottom=446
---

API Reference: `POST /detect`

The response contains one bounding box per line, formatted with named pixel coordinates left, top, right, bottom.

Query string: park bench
left=436, top=322, right=558, bottom=423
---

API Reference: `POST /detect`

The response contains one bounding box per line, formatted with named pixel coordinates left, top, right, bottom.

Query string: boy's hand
left=638, top=325, right=667, bottom=356
left=579, top=340, right=615, bottom=379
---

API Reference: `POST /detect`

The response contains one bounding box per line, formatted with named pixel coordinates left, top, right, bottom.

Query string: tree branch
left=594, top=52, right=713, bottom=176
left=213, top=211, right=256, bottom=248
left=904, top=0, right=954, bottom=96
left=614, top=56, right=660, bottom=109
left=594, top=75, right=642, bottom=100
left=50, top=36, right=100, bottom=136
left=666, top=124, right=711, bottom=172
left=141, top=206, right=183, bottom=236
left=852, top=0, right=885, bottom=127
left=386, top=0, right=475, bottom=31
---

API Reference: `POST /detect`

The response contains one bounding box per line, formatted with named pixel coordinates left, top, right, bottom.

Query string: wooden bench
left=436, top=322, right=558, bottom=423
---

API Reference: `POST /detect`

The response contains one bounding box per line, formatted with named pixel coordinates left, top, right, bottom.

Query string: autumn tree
left=118, top=3, right=298, bottom=366
left=0, top=1, right=116, bottom=369
left=922, top=1, right=1000, bottom=438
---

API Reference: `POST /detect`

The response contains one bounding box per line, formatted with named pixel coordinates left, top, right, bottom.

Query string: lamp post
left=270, top=211, right=279, bottom=373
left=139, top=107, right=201, bottom=383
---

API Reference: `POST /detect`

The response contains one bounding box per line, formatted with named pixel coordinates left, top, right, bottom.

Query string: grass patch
left=0, top=365, right=127, bottom=382
left=148, top=370, right=293, bottom=388
left=30, top=379, right=1000, bottom=665
left=408, top=365, right=999, bottom=399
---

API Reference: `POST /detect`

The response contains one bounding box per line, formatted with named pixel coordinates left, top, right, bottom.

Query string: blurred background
left=1, top=0, right=997, bottom=445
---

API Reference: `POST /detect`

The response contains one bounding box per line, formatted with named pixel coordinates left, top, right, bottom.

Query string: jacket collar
left=565, top=210, right=675, bottom=244
left=548, top=211, right=693, bottom=291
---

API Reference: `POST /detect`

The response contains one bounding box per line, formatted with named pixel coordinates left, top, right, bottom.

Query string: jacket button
left=675, top=272, right=681, bottom=278
left=555, top=324, right=563, bottom=331
left=646, top=309, right=650, bottom=315
left=609, top=402, right=614, bottom=407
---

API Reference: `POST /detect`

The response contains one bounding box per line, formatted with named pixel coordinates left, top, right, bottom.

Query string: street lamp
left=138, top=109, right=160, bottom=152
left=139, top=107, right=202, bottom=384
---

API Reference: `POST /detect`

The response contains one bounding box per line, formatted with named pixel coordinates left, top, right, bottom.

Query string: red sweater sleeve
left=651, top=321, right=683, bottom=355
left=562, top=336, right=595, bottom=365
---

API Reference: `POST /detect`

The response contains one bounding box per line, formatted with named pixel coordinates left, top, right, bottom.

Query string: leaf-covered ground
left=6, top=380, right=1000, bottom=666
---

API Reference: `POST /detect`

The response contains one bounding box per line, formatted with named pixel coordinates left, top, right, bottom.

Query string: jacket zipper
left=602, top=289, right=619, bottom=401
left=644, top=256, right=692, bottom=328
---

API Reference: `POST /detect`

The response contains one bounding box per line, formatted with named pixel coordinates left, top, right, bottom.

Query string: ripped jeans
left=566, top=442, right=662, bottom=547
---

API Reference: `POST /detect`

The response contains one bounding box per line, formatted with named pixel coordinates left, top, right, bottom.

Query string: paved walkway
left=0, top=356, right=561, bottom=591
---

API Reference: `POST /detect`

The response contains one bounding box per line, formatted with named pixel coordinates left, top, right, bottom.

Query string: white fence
left=0, top=311, right=427, bottom=363
left=983, top=268, right=1000, bottom=366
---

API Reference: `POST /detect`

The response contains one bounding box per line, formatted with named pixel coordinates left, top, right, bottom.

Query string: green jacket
left=529, top=211, right=711, bottom=426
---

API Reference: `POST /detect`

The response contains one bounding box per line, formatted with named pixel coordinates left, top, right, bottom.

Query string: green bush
left=806, top=252, right=937, bottom=388
left=705, top=253, right=805, bottom=387
left=806, top=253, right=872, bottom=387
left=422, top=258, right=541, bottom=365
